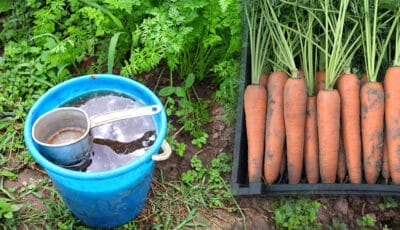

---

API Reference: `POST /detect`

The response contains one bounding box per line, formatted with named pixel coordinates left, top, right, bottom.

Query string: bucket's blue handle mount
left=151, top=141, right=171, bottom=161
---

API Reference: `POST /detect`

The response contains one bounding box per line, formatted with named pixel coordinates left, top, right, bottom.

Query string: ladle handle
left=90, top=104, right=163, bottom=128
left=151, top=141, right=172, bottom=161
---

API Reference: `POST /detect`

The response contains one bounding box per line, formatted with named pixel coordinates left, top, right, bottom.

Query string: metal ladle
left=32, top=105, right=162, bottom=165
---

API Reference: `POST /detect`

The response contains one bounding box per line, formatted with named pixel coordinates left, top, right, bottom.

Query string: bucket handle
left=152, top=141, right=171, bottom=161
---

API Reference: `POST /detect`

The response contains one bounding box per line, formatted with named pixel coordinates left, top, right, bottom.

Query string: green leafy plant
left=0, top=198, right=22, bottom=220
left=143, top=153, right=244, bottom=229
left=274, top=198, right=321, bottom=229
left=378, top=197, right=398, bottom=210
left=328, top=218, right=348, bottom=230
left=213, top=60, right=240, bottom=124
left=356, top=214, right=376, bottom=230
left=159, top=73, right=210, bottom=151
left=182, top=153, right=233, bottom=209
left=165, top=123, right=187, bottom=157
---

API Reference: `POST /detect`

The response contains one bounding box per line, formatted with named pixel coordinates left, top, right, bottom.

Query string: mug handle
left=152, top=141, right=172, bottom=161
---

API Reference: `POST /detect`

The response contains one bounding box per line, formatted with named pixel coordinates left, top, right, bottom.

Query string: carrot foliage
left=295, top=3, right=317, bottom=96
left=357, top=0, right=399, bottom=82
left=320, top=0, right=360, bottom=90
left=245, top=1, right=270, bottom=84
left=261, top=0, right=299, bottom=79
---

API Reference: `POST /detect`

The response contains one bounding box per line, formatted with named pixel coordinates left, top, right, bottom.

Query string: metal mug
left=32, top=105, right=162, bottom=165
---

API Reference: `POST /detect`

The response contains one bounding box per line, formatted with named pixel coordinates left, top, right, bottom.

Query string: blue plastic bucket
left=24, top=74, right=168, bottom=228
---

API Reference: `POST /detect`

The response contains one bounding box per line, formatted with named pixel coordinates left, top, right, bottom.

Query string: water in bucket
left=59, top=91, right=157, bottom=172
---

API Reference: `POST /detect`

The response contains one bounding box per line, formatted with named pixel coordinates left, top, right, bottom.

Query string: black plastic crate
left=230, top=24, right=400, bottom=197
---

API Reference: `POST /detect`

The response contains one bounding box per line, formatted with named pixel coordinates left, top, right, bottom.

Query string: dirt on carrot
left=318, top=89, right=341, bottom=184
left=384, top=66, right=400, bottom=185
left=244, top=85, right=267, bottom=183
left=304, top=96, right=319, bottom=184
left=338, top=73, right=362, bottom=184
left=337, top=134, right=347, bottom=183
left=264, top=71, right=288, bottom=184
left=316, top=71, right=326, bottom=92
left=284, top=77, right=307, bottom=184
left=361, top=82, right=384, bottom=185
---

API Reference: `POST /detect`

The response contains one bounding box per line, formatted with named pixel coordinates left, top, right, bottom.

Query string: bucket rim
left=24, top=74, right=167, bottom=179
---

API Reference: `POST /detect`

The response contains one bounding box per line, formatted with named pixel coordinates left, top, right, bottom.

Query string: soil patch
left=3, top=168, right=47, bottom=213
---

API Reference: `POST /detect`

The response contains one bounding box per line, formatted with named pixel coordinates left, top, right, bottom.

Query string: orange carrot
left=264, top=71, right=288, bottom=184
left=318, top=89, right=341, bottom=183
left=280, top=144, right=287, bottom=179
left=284, top=76, right=307, bottom=184
left=361, top=81, right=384, bottom=184
left=304, top=96, right=319, bottom=184
left=337, top=133, right=347, bottom=183
left=259, top=72, right=269, bottom=88
left=244, top=85, right=267, bottom=183
left=360, top=72, right=368, bottom=86
left=337, top=73, right=362, bottom=183
left=316, top=71, right=326, bottom=92
left=382, top=131, right=390, bottom=184
left=384, top=66, right=400, bottom=184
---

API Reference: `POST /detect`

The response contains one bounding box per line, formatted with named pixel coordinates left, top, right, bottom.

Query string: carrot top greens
left=359, top=0, right=398, bottom=81
left=295, top=4, right=317, bottom=96
left=245, top=2, right=270, bottom=84
left=262, top=0, right=299, bottom=79
left=320, top=0, right=360, bottom=90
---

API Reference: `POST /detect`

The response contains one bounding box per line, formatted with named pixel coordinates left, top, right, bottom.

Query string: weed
left=378, top=197, right=398, bottom=210
left=328, top=218, right=348, bottom=230
left=160, top=73, right=210, bottom=151
left=182, top=153, right=233, bottom=208
left=0, top=170, right=17, bottom=181
left=141, top=153, right=244, bottom=229
left=0, top=176, right=89, bottom=228
left=356, top=214, right=376, bottom=230
left=213, top=59, right=241, bottom=124
left=274, top=198, right=321, bottom=229
left=0, top=198, right=22, bottom=220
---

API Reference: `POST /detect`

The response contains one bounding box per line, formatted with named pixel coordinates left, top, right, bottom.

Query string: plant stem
left=262, top=0, right=298, bottom=78
left=394, top=16, right=400, bottom=67
left=321, top=0, right=360, bottom=90
left=245, top=2, right=270, bottom=84
left=296, top=3, right=317, bottom=96
left=361, top=0, right=398, bottom=81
